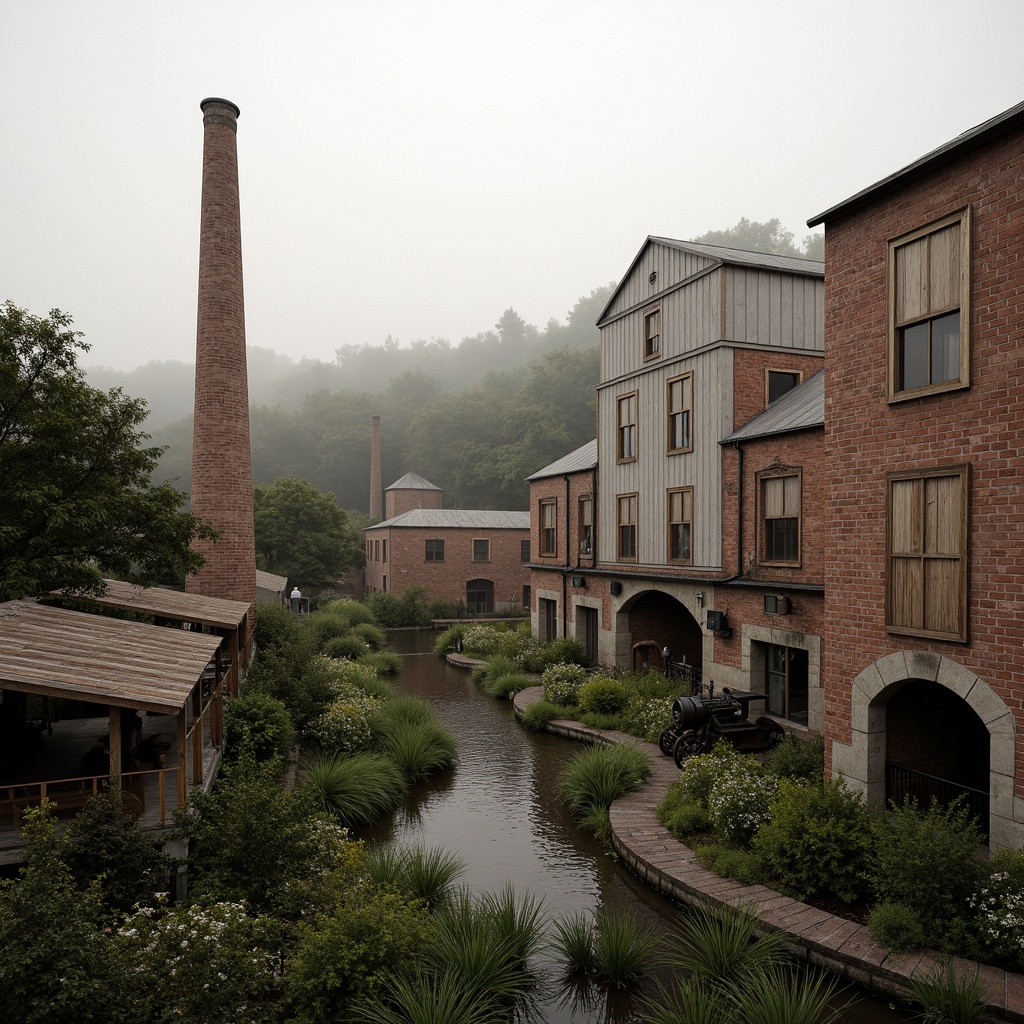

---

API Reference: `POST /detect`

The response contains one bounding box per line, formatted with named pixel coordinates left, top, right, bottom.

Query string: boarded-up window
left=762, top=472, right=801, bottom=564
left=889, top=209, right=970, bottom=400
left=887, top=466, right=967, bottom=641
left=667, top=373, right=692, bottom=453
left=617, top=392, right=637, bottom=461
left=540, top=499, right=557, bottom=556
left=667, top=487, right=692, bottom=564
left=617, top=493, right=637, bottom=561
left=644, top=307, right=661, bottom=359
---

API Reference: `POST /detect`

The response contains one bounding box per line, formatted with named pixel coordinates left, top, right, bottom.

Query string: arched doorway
left=883, top=679, right=990, bottom=834
left=620, top=590, right=703, bottom=684
left=466, top=578, right=494, bottom=615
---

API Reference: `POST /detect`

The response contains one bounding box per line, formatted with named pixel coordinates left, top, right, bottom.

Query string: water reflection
left=360, top=630, right=912, bottom=1023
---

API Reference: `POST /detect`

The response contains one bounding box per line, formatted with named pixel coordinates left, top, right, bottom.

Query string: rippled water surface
left=360, top=630, right=913, bottom=1023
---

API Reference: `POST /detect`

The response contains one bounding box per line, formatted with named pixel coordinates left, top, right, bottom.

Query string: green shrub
left=323, top=634, right=370, bottom=661
left=622, top=694, right=674, bottom=742
left=675, top=742, right=741, bottom=809
left=752, top=776, right=872, bottom=903
left=358, top=650, right=401, bottom=675
left=306, top=692, right=379, bottom=754
left=433, top=623, right=467, bottom=654
left=426, top=596, right=462, bottom=620
left=300, top=751, right=407, bottom=827
left=224, top=689, right=295, bottom=764
left=868, top=902, right=927, bottom=953
left=871, top=796, right=984, bottom=945
left=461, top=623, right=508, bottom=658
left=685, top=747, right=777, bottom=847
left=320, top=598, right=377, bottom=626
left=351, top=622, right=387, bottom=650
left=661, top=798, right=712, bottom=840
left=307, top=609, right=356, bottom=646
left=542, top=662, right=588, bottom=706
left=519, top=699, right=568, bottom=731
left=367, top=591, right=407, bottom=628
left=578, top=677, right=629, bottom=715
left=522, top=636, right=588, bottom=672
left=692, top=843, right=769, bottom=885
left=557, top=742, right=650, bottom=819
left=580, top=711, right=621, bottom=731
left=765, top=733, right=825, bottom=783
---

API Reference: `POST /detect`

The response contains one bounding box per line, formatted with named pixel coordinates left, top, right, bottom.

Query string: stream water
left=360, top=630, right=913, bottom=1023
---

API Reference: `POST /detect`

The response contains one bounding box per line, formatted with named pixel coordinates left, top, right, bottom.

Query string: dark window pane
left=900, top=321, right=930, bottom=390
left=765, top=518, right=798, bottom=561
left=931, top=311, right=960, bottom=383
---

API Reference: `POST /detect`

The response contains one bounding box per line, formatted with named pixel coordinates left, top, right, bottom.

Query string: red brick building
left=528, top=239, right=826, bottom=731
left=364, top=474, right=530, bottom=613
left=809, top=99, right=1024, bottom=847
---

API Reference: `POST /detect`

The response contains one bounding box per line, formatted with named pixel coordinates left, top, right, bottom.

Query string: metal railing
left=885, top=761, right=989, bottom=840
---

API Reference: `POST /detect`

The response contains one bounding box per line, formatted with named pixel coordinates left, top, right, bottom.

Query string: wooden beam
left=108, top=706, right=122, bottom=790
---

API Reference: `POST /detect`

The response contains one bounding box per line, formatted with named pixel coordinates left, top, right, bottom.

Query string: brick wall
left=731, top=349, right=825, bottom=430
left=823, top=130, right=1024, bottom=785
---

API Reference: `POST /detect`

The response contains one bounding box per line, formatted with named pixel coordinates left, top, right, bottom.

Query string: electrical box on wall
left=706, top=610, right=729, bottom=633
left=763, top=594, right=791, bottom=615
left=571, top=575, right=586, bottom=588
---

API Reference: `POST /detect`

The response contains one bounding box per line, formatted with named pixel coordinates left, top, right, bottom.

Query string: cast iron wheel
left=658, top=727, right=679, bottom=757
left=673, top=730, right=705, bottom=768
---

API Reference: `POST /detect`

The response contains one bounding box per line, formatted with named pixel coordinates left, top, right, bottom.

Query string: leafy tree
left=0, top=301, right=214, bottom=600
left=693, top=218, right=823, bottom=260
left=253, top=475, right=364, bottom=590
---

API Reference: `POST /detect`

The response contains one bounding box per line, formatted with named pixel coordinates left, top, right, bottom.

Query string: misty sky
left=3, top=0, right=1022, bottom=372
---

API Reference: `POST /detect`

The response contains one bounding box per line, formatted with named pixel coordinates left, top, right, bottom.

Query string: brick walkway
left=499, top=679, right=1024, bottom=1022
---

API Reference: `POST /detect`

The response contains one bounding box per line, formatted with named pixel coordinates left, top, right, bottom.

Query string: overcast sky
left=3, top=1, right=1022, bottom=372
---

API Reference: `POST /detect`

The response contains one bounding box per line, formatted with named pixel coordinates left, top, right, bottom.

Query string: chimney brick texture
left=187, top=98, right=257, bottom=620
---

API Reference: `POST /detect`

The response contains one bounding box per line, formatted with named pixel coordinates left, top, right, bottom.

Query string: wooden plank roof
left=0, top=600, right=222, bottom=713
left=66, top=579, right=252, bottom=631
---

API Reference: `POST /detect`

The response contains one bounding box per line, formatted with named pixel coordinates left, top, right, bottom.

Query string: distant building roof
left=808, top=99, right=1024, bottom=226
left=367, top=509, right=530, bottom=531
left=724, top=370, right=824, bottom=443
left=527, top=439, right=598, bottom=481
left=255, top=569, right=288, bottom=594
left=386, top=472, right=441, bottom=492
left=598, top=237, right=823, bottom=325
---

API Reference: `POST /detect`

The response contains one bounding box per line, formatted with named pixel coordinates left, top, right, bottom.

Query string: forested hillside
left=111, top=286, right=612, bottom=514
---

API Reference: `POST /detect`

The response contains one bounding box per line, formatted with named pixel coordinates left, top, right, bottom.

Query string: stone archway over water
left=832, top=650, right=1021, bottom=848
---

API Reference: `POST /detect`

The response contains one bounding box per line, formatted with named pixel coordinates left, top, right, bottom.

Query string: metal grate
left=885, top=761, right=989, bottom=841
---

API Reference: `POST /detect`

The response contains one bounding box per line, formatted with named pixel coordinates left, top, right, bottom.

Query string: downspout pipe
left=562, top=474, right=571, bottom=639
left=732, top=441, right=744, bottom=577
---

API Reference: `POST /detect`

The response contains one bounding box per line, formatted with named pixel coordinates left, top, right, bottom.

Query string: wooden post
left=108, top=706, right=122, bottom=791
left=177, top=708, right=188, bottom=807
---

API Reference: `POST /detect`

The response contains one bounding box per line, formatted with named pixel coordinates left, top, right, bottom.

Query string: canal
left=361, top=630, right=912, bottom=1023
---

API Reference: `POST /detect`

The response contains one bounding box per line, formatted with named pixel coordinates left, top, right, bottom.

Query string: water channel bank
left=498, top=671, right=1024, bottom=1022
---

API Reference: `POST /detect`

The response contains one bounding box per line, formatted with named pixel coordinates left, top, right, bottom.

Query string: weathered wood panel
left=723, top=268, right=824, bottom=350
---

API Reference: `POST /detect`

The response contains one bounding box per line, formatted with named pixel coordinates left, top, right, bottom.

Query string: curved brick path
left=465, top=668, right=1024, bottom=1021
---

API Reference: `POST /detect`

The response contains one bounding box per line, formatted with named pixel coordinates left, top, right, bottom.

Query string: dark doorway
left=466, top=578, right=494, bottom=614
left=579, top=606, right=599, bottom=664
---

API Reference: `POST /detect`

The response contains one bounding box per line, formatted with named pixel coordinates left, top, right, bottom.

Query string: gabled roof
left=386, top=472, right=441, bottom=492
left=255, top=569, right=289, bottom=594
left=0, top=600, right=222, bottom=713
left=724, top=370, right=824, bottom=443
left=597, top=236, right=824, bottom=326
left=367, top=509, right=530, bottom=531
left=526, top=439, right=598, bottom=481
left=808, top=99, right=1024, bottom=226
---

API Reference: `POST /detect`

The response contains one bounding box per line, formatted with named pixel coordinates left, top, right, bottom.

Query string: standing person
left=290, top=585, right=302, bottom=613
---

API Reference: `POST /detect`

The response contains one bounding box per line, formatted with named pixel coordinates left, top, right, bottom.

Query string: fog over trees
left=82, top=220, right=822, bottom=517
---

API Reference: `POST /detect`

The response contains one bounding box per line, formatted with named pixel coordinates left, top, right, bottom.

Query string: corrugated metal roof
left=808, top=99, right=1024, bottom=226
left=724, top=370, right=824, bottom=442
left=386, top=472, right=441, bottom=491
left=527, top=439, right=598, bottom=481
left=0, top=600, right=222, bottom=713
left=368, top=509, right=530, bottom=530
left=60, top=580, right=252, bottom=631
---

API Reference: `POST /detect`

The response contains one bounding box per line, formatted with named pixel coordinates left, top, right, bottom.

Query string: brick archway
left=834, top=650, right=1020, bottom=848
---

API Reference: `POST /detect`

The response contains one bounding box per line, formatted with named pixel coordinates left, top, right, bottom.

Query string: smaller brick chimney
left=370, top=416, right=382, bottom=521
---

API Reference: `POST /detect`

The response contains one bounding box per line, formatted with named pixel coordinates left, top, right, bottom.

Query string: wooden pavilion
left=0, top=584, right=252, bottom=864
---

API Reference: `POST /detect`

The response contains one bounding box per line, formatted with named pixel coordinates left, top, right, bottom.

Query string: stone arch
left=614, top=588, right=703, bottom=676
left=838, top=650, right=1019, bottom=848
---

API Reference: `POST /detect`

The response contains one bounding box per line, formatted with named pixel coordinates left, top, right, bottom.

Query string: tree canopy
left=693, top=217, right=823, bottom=261
left=253, top=476, right=365, bottom=590
left=0, top=301, right=213, bottom=601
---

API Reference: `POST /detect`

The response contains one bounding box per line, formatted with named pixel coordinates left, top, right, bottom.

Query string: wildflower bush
left=117, top=897, right=281, bottom=1024
left=621, top=695, right=674, bottom=743
left=968, top=850, right=1024, bottom=968
left=461, top=623, right=509, bottom=658
left=542, top=662, right=588, bottom=706
left=706, top=757, right=778, bottom=847
left=306, top=691, right=380, bottom=755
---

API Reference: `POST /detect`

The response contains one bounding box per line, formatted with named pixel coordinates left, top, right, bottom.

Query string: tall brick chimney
left=370, top=415, right=382, bottom=521
left=187, top=98, right=256, bottom=626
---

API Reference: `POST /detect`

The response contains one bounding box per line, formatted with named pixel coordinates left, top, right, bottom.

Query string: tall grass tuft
left=593, top=906, right=657, bottom=989
left=365, top=843, right=466, bottom=910
left=483, top=670, right=531, bottom=700
left=348, top=969, right=506, bottom=1024
left=551, top=911, right=597, bottom=975
left=359, top=650, right=402, bottom=675
left=665, top=904, right=788, bottom=988
left=299, top=751, right=406, bottom=827
left=726, top=967, right=843, bottom=1024
left=471, top=655, right=518, bottom=685
left=641, top=977, right=730, bottom=1024
left=479, top=882, right=546, bottom=968
left=431, top=888, right=536, bottom=1002
left=556, top=742, right=651, bottom=819
left=380, top=719, right=457, bottom=780
left=908, top=961, right=988, bottom=1024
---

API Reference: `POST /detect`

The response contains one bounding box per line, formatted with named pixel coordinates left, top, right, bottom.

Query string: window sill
left=888, top=378, right=968, bottom=404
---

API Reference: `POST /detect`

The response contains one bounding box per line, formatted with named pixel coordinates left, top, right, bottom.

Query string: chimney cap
left=200, top=97, right=240, bottom=118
